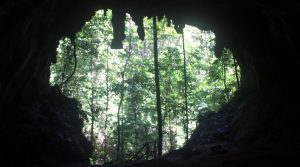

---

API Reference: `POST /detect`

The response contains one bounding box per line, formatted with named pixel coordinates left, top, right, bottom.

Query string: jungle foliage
left=50, top=10, right=240, bottom=164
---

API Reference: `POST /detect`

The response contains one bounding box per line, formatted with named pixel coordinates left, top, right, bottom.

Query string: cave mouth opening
left=0, top=1, right=296, bottom=166
left=49, top=9, right=240, bottom=164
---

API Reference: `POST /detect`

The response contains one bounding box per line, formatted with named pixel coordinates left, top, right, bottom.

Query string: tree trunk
left=166, top=50, right=174, bottom=151
left=182, top=30, right=189, bottom=142
left=116, top=57, right=130, bottom=163
left=222, top=55, right=229, bottom=101
left=233, top=57, right=240, bottom=89
left=153, top=16, right=163, bottom=157
left=168, top=112, right=174, bottom=151
left=104, top=47, right=109, bottom=162
left=134, top=107, right=138, bottom=152
left=90, top=54, right=95, bottom=146
left=213, top=84, right=216, bottom=109
left=120, top=103, right=124, bottom=162
left=60, top=44, right=71, bottom=90
left=116, top=27, right=132, bottom=162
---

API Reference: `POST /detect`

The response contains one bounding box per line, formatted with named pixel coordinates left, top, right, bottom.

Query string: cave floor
left=61, top=143, right=294, bottom=167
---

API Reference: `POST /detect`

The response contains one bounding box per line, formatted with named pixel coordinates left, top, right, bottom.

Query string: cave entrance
left=49, top=9, right=240, bottom=164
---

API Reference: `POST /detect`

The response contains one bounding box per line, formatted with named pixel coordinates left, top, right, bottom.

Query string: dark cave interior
left=0, top=0, right=299, bottom=166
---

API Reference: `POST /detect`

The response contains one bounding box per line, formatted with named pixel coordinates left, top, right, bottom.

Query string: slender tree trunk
left=104, top=47, right=109, bottom=162
left=166, top=52, right=173, bottom=151
left=142, top=41, right=147, bottom=58
left=222, top=55, right=229, bottom=101
left=116, top=61, right=127, bottom=163
left=60, top=47, right=70, bottom=90
left=116, top=27, right=132, bottom=162
left=134, top=107, right=138, bottom=152
left=168, top=112, right=174, bottom=151
left=60, top=45, right=71, bottom=90
left=233, top=57, right=240, bottom=89
left=164, top=73, right=171, bottom=151
left=90, top=55, right=95, bottom=146
left=182, top=30, right=189, bottom=142
left=213, top=84, right=216, bottom=109
left=153, top=16, right=163, bottom=157
left=129, top=73, right=139, bottom=153
left=104, top=16, right=110, bottom=162
left=91, top=108, right=94, bottom=146
left=91, top=108, right=94, bottom=145
left=120, top=103, right=124, bottom=162
left=116, top=58, right=129, bottom=163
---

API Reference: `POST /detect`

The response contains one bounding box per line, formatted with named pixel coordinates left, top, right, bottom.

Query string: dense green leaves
left=50, top=10, right=239, bottom=164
